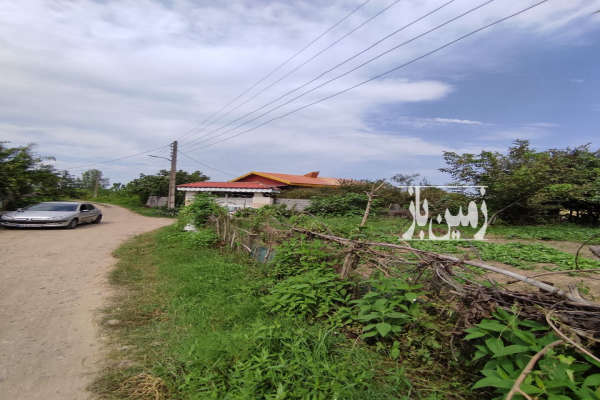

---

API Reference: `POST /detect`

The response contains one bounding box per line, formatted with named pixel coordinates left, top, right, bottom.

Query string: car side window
left=80, top=204, right=88, bottom=212
left=88, top=204, right=95, bottom=210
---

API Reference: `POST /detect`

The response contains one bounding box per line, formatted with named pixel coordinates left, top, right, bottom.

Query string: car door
left=87, top=204, right=100, bottom=220
left=80, top=204, right=93, bottom=222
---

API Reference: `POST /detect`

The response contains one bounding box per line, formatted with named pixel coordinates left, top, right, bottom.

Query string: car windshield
left=25, top=203, right=78, bottom=212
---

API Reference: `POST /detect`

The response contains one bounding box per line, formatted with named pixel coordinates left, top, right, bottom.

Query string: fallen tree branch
left=505, top=339, right=563, bottom=400
left=292, top=227, right=598, bottom=306
left=546, top=311, right=600, bottom=364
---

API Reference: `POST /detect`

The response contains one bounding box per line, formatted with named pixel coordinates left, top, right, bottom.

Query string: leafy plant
left=352, top=277, right=424, bottom=340
left=267, top=237, right=338, bottom=280
left=178, top=193, right=224, bottom=227
left=167, top=229, right=218, bottom=248
left=306, top=193, right=381, bottom=216
left=263, top=270, right=352, bottom=319
left=465, top=309, right=600, bottom=399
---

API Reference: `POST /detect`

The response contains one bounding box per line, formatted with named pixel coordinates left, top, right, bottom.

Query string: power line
left=178, top=150, right=236, bottom=177
left=68, top=143, right=171, bottom=172
left=173, top=0, right=374, bottom=144
left=66, top=0, right=372, bottom=173
left=183, top=0, right=484, bottom=152
left=188, top=0, right=550, bottom=153
left=179, top=0, right=407, bottom=148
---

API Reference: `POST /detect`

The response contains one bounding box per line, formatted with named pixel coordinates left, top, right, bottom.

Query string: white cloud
left=432, top=118, right=483, bottom=126
left=0, top=0, right=597, bottom=183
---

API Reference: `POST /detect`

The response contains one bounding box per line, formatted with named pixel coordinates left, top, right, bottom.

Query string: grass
left=93, top=225, right=445, bottom=399
left=290, top=215, right=600, bottom=271
left=86, top=193, right=177, bottom=218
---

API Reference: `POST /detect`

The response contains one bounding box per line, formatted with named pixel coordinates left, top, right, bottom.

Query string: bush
left=263, top=270, right=352, bottom=319
left=268, top=238, right=338, bottom=280
left=351, top=277, right=424, bottom=341
left=465, top=309, right=600, bottom=399
left=306, top=193, right=380, bottom=216
left=167, top=229, right=218, bottom=248
left=179, top=193, right=224, bottom=227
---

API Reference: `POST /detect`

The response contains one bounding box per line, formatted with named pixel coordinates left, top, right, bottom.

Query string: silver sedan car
left=0, top=201, right=102, bottom=229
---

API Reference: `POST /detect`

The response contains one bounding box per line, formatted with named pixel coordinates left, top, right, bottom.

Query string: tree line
left=2, top=140, right=599, bottom=224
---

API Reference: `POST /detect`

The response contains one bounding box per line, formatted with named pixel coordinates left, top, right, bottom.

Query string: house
left=177, top=171, right=340, bottom=209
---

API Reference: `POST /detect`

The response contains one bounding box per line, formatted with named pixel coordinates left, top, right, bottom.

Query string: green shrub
left=223, top=322, right=412, bottom=400
left=263, top=270, right=352, bottom=319
left=351, top=277, right=424, bottom=340
left=465, top=309, right=600, bottom=399
left=306, top=193, right=379, bottom=216
left=268, top=237, right=338, bottom=280
left=179, top=193, right=224, bottom=227
left=166, top=229, right=218, bottom=248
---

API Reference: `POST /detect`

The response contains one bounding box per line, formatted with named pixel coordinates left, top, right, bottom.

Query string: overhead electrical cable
left=178, top=150, right=236, bottom=177
left=187, top=0, right=550, bottom=153
left=173, top=0, right=374, bottom=144
left=179, top=0, right=409, bottom=147
left=183, top=0, right=489, bottom=151
left=65, top=0, right=371, bottom=172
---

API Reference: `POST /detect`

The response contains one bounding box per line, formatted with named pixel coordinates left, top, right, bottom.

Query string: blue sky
left=0, top=0, right=598, bottom=184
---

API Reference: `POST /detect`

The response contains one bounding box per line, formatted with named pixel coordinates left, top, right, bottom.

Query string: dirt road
left=0, top=204, right=172, bottom=400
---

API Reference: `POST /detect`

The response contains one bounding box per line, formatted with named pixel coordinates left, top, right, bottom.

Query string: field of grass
left=93, top=225, right=463, bottom=399
left=290, top=215, right=600, bottom=271
left=87, top=193, right=177, bottom=218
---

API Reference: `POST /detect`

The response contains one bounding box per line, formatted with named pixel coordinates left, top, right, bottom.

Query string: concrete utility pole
left=167, top=140, right=178, bottom=210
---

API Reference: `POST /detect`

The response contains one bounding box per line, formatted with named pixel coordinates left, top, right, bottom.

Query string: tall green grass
left=88, top=192, right=177, bottom=218
left=95, top=225, right=416, bottom=399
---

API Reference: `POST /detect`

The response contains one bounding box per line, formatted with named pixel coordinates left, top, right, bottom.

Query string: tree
left=125, top=169, right=209, bottom=205
left=391, top=173, right=420, bottom=187
left=81, top=169, right=109, bottom=197
left=0, top=142, right=75, bottom=208
left=440, top=140, right=600, bottom=224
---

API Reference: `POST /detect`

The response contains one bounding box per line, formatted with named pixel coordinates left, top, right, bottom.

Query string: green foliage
left=306, top=192, right=379, bottom=216
left=465, top=309, right=600, bottom=399
left=490, top=224, right=600, bottom=243
left=263, top=270, right=352, bottom=319
left=100, top=224, right=416, bottom=400
left=267, top=237, right=339, bottom=280
left=441, top=140, right=600, bottom=224
left=91, top=192, right=177, bottom=217
left=166, top=229, right=218, bottom=248
left=0, top=142, right=82, bottom=208
left=411, top=240, right=600, bottom=271
left=351, top=277, right=424, bottom=340
left=125, top=169, right=209, bottom=205
left=179, top=193, right=224, bottom=227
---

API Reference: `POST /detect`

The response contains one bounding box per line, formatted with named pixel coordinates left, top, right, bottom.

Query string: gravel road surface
left=0, top=204, right=172, bottom=399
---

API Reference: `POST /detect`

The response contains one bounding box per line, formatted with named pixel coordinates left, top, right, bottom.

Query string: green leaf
left=478, top=319, right=507, bottom=332
left=485, top=337, right=504, bottom=356
left=404, top=292, right=419, bottom=302
left=472, top=376, right=513, bottom=389
left=464, top=328, right=487, bottom=340
left=583, top=374, right=600, bottom=387
left=376, top=322, right=392, bottom=337
left=498, top=345, right=530, bottom=357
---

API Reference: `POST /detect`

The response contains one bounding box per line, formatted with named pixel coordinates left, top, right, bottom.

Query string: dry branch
left=505, top=340, right=563, bottom=400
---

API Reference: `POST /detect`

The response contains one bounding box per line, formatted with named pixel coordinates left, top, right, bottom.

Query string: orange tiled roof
left=231, top=171, right=340, bottom=187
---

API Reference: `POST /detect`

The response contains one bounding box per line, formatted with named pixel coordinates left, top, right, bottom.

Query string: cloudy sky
left=1, top=0, right=599, bottom=184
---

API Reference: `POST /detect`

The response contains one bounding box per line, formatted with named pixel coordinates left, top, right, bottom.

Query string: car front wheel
left=67, top=218, right=78, bottom=229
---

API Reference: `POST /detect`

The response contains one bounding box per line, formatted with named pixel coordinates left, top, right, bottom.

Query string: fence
left=210, top=214, right=279, bottom=263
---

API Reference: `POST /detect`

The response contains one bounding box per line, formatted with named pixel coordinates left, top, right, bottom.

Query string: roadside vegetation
left=95, top=195, right=600, bottom=399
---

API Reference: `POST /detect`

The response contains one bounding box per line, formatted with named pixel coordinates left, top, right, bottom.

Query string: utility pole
left=167, top=140, right=178, bottom=210
left=93, top=175, right=99, bottom=198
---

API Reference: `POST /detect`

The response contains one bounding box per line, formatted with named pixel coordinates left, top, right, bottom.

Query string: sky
left=1, top=0, right=599, bottom=185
